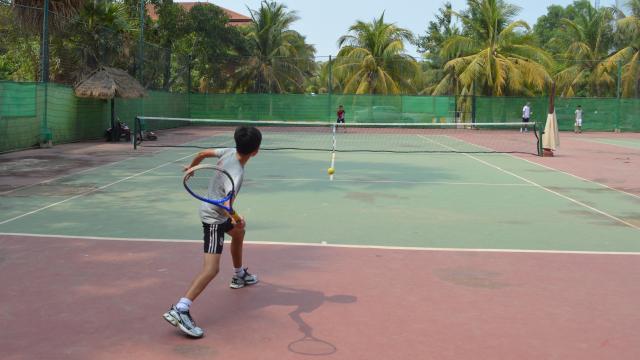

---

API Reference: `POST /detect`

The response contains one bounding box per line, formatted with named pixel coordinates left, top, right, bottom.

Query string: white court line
left=127, top=175, right=534, bottom=187
left=417, top=135, right=640, bottom=231
left=0, top=130, right=228, bottom=197
left=0, top=152, right=197, bottom=226
left=571, top=136, right=640, bottom=150
left=0, top=156, right=133, bottom=196
left=436, top=133, right=640, bottom=201
left=509, top=152, right=640, bottom=201
left=1, top=232, right=639, bottom=256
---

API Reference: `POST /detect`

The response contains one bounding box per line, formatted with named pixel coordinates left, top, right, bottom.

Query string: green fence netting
left=190, top=93, right=455, bottom=123
left=0, top=81, right=189, bottom=153
left=1, top=80, right=639, bottom=154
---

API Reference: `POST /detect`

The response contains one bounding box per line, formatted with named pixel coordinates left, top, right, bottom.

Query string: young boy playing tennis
left=163, top=126, right=262, bottom=338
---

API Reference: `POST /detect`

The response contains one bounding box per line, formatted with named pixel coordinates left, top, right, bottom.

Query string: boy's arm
left=184, top=149, right=219, bottom=172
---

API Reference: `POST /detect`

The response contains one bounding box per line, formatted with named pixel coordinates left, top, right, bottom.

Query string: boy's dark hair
left=234, top=126, right=262, bottom=155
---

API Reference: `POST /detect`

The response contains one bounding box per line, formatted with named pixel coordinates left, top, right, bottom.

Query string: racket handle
left=230, top=211, right=242, bottom=223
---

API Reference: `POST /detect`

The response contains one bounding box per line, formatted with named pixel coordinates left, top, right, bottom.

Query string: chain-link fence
left=1, top=1, right=639, bottom=153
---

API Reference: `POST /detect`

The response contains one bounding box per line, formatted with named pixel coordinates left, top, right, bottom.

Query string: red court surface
left=520, top=133, right=640, bottom=196
left=1, top=235, right=639, bottom=360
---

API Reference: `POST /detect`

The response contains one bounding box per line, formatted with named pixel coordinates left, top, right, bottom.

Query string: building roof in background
left=146, top=2, right=251, bottom=26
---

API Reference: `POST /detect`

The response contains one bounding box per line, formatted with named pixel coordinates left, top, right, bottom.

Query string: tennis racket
left=183, top=164, right=242, bottom=223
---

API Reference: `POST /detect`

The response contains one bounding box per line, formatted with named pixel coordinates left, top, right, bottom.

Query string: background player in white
left=575, top=105, right=583, bottom=133
left=521, top=102, right=531, bottom=132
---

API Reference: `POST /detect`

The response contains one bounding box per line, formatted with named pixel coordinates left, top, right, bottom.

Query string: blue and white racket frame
left=183, top=164, right=242, bottom=223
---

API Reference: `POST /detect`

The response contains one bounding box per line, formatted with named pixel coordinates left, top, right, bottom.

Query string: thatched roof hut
left=74, top=66, right=145, bottom=100
left=74, top=66, right=145, bottom=142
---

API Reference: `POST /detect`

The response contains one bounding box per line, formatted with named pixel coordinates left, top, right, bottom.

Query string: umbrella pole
left=543, top=83, right=556, bottom=157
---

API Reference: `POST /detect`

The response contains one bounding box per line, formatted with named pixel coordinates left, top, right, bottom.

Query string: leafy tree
left=533, top=5, right=571, bottom=55
left=146, top=0, right=190, bottom=90
left=187, top=3, right=246, bottom=92
left=415, top=2, right=461, bottom=95
left=0, top=4, right=40, bottom=80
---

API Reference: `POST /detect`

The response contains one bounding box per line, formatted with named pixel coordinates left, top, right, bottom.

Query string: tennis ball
left=327, top=167, right=335, bottom=175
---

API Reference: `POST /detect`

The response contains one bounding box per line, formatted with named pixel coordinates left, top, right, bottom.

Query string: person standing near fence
left=521, top=102, right=531, bottom=132
left=574, top=105, right=583, bottom=133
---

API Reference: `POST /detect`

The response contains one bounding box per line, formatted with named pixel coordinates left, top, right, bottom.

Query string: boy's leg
left=185, top=253, right=222, bottom=300
left=163, top=222, right=225, bottom=338
left=228, top=224, right=258, bottom=288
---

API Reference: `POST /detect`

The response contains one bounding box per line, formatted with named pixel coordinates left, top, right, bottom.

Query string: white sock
left=234, top=267, right=245, bottom=277
left=176, top=297, right=192, bottom=312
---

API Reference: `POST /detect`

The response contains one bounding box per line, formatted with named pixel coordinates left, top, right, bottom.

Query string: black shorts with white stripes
left=202, top=219, right=234, bottom=254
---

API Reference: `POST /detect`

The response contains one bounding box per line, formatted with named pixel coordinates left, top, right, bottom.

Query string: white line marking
left=0, top=152, right=197, bottom=225
left=127, top=175, right=534, bottom=187
left=1, top=232, right=639, bottom=255
left=509, top=154, right=640, bottom=201
left=0, top=130, right=227, bottom=196
left=417, top=135, right=640, bottom=231
left=437, top=133, right=640, bottom=201
left=571, top=137, right=640, bottom=150
left=0, top=156, right=133, bottom=196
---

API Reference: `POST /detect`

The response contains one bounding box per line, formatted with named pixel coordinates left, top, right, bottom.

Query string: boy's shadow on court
left=212, top=282, right=357, bottom=356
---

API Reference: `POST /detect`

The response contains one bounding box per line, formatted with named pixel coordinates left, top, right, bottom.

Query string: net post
left=536, top=123, right=543, bottom=156
left=616, top=60, right=622, bottom=131
left=133, top=116, right=140, bottom=149
left=328, top=55, right=332, bottom=121
left=471, top=82, right=477, bottom=124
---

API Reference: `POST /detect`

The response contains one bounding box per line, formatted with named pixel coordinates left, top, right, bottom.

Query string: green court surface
left=1, top=144, right=639, bottom=253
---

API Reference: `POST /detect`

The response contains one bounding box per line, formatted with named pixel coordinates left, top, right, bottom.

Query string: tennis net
left=133, top=117, right=541, bottom=155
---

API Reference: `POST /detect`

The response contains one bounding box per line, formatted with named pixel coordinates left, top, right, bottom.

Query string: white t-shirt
left=575, top=109, right=583, bottom=125
left=199, top=148, right=244, bottom=224
left=522, top=105, right=531, bottom=119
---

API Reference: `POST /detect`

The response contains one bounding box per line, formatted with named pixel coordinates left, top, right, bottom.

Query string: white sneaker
left=163, top=305, right=204, bottom=338
left=230, top=268, right=258, bottom=289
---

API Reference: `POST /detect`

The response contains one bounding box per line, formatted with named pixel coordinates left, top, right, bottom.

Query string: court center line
left=0, top=152, right=198, bottom=226
left=2, top=232, right=639, bottom=256
left=417, top=135, right=640, bottom=231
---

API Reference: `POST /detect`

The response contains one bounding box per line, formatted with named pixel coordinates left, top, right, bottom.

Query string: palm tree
left=552, top=2, right=615, bottom=97
left=10, top=0, right=85, bottom=80
left=335, top=13, right=418, bottom=94
left=604, top=0, right=640, bottom=97
left=232, top=1, right=315, bottom=93
left=439, top=0, right=552, bottom=96
left=12, top=0, right=84, bottom=32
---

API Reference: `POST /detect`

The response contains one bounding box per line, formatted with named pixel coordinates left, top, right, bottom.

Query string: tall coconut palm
left=335, top=13, right=418, bottom=94
left=232, top=1, right=315, bottom=93
left=552, top=2, right=615, bottom=97
left=604, top=0, right=640, bottom=97
left=439, top=0, right=552, bottom=96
